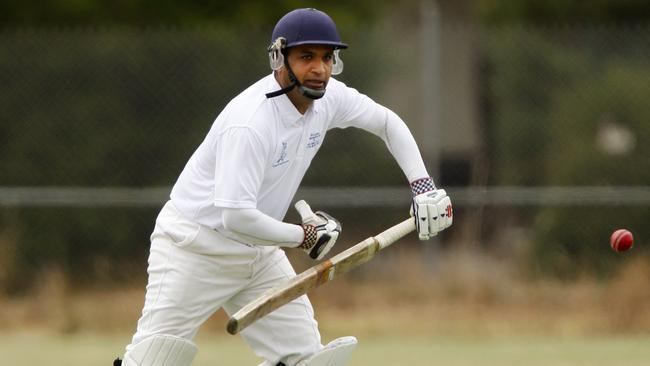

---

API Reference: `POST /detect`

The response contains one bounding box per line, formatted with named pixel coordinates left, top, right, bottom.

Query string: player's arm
left=222, top=207, right=302, bottom=246
left=365, top=106, right=453, bottom=239
left=222, top=204, right=340, bottom=260
left=330, top=85, right=453, bottom=239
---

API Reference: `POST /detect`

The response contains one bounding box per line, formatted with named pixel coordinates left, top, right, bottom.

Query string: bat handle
left=375, top=218, right=416, bottom=249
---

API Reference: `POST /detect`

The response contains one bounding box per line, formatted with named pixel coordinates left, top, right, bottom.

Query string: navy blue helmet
left=271, top=8, right=348, bottom=50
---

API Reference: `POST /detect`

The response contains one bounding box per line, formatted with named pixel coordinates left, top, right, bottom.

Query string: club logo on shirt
left=272, top=142, right=289, bottom=167
left=307, top=132, right=321, bottom=149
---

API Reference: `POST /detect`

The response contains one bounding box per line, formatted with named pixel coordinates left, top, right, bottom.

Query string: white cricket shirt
left=170, top=74, right=428, bottom=230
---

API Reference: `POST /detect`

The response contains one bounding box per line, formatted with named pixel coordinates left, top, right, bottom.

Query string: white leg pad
left=122, top=334, right=198, bottom=366
left=296, top=336, right=358, bottom=366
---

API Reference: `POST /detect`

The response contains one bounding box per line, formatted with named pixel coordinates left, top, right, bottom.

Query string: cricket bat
left=227, top=214, right=416, bottom=335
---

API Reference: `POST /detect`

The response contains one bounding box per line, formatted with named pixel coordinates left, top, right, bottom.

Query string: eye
left=323, top=54, right=333, bottom=62
left=301, top=54, right=312, bottom=60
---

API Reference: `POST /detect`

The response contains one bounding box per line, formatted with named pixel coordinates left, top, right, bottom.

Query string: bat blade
left=227, top=217, right=415, bottom=335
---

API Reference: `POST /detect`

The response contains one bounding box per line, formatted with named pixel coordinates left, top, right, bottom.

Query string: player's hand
left=411, top=188, right=453, bottom=240
left=295, top=200, right=341, bottom=260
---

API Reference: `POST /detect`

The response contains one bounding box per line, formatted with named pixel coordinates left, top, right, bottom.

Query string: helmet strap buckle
left=268, top=37, right=286, bottom=71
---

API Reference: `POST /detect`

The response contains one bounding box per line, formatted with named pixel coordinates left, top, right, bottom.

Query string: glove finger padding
left=295, top=200, right=342, bottom=260
left=295, top=200, right=325, bottom=226
left=411, top=189, right=453, bottom=240
left=315, top=211, right=342, bottom=233
left=437, top=196, right=453, bottom=230
left=414, top=200, right=430, bottom=240
left=309, top=211, right=341, bottom=260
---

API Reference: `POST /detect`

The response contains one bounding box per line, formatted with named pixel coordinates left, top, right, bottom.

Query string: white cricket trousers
left=126, top=201, right=322, bottom=365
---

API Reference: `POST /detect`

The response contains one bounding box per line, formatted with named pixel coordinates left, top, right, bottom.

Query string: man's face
left=281, top=44, right=335, bottom=92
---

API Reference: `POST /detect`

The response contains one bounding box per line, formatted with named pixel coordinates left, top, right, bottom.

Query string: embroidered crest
left=272, top=142, right=289, bottom=167
left=307, top=132, right=321, bottom=149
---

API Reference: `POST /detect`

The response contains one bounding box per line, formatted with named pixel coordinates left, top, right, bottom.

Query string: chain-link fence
left=1, top=23, right=649, bottom=292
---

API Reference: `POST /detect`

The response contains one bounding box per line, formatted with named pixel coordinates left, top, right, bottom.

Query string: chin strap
left=299, top=84, right=326, bottom=100
left=265, top=54, right=325, bottom=100
left=265, top=82, right=296, bottom=98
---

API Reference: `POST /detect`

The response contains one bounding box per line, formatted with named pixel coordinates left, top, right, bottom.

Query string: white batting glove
left=409, top=178, right=453, bottom=240
left=295, top=200, right=342, bottom=260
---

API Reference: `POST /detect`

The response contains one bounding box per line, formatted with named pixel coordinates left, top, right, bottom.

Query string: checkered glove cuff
left=300, top=224, right=317, bottom=250
left=410, top=177, right=435, bottom=196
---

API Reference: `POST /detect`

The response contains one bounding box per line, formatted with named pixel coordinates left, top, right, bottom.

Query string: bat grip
left=375, top=218, right=416, bottom=249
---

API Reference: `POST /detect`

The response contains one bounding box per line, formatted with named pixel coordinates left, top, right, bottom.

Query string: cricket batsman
left=115, top=7, right=452, bottom=366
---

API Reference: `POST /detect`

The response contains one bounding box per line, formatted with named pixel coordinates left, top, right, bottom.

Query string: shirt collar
left=266, top=74, right=320, bottom=126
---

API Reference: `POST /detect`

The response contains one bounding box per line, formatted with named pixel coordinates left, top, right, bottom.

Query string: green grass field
left=2, top=330, right=650, bottom=365
left=3, top=255, right=650, bottom=365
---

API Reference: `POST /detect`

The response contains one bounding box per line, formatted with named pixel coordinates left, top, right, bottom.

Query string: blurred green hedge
left=485, top=26, right=650, bottom=277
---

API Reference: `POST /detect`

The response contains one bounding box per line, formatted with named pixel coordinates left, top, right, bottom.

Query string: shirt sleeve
left=213, top=126, right=268, bottom=208
left=222, top=208, right=304, bottom=247
left=329, top=83, right=431, bottom=183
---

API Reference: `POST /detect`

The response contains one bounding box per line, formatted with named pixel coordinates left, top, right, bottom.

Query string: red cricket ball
left=610, top=229, right=634, bottom=252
